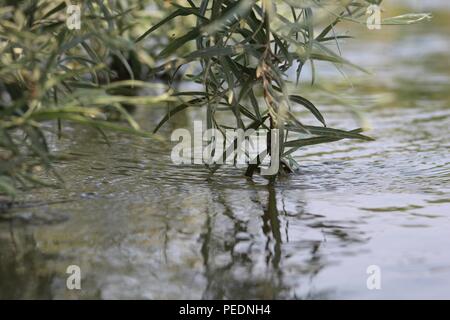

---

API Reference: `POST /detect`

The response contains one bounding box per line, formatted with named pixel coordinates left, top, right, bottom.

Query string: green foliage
left=0, top=0, right=170, bottom=196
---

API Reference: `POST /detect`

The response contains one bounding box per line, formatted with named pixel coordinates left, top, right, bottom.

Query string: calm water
left=0, top=3, right=449, bottom=299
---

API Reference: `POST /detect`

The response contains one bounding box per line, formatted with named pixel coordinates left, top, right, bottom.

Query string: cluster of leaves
left=0, top=0, right=177, bottom=197
left=139, top=0, right=429, bottom=177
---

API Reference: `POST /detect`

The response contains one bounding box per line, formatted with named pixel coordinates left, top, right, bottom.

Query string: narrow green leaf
left=289, top=95, right=326, bottom=127
left=153, top=98, right=207, bottom=133
left=158, top=29, right=200, bottom=58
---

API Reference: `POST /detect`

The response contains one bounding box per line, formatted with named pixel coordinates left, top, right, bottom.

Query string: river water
left=0, top=2, right=449, bottom=299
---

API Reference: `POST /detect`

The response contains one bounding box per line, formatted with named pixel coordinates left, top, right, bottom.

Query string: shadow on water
left=197, top=179, right=366, bottom=299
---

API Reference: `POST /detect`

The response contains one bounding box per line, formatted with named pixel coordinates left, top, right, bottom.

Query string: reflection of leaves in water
left=200, top=182, right=286, bottom=299
left=198, top=177, right=372, bottom=299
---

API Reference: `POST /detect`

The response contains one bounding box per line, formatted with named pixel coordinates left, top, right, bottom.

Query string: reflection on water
left=0, top=2, right=449, bottom=299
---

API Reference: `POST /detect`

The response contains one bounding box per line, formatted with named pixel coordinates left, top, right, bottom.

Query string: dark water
left=0, top=2, right=449, bottom=299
